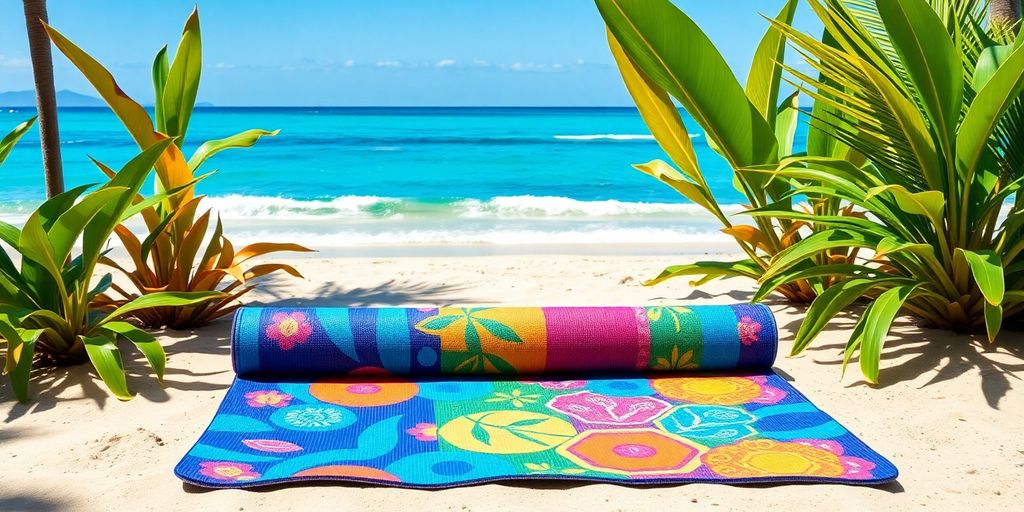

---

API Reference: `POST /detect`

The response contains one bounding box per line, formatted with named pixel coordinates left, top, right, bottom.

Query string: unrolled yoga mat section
left=176, top=305, right=897, bottom=488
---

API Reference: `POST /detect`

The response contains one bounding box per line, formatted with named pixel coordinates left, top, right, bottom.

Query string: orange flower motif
left=266, top=312, right=313, bottom=350
left=703, top=439, right=848, bottom=478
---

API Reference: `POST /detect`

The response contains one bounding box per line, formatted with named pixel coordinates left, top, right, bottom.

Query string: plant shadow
left=805, top=318, right=1024, bottom=409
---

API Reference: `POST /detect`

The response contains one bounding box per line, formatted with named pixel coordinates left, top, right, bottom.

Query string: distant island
left=0, top=89, right=214, bottom=108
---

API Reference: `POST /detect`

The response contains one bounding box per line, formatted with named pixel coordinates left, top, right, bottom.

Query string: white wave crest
left=553, top=133, right=700, bottom=141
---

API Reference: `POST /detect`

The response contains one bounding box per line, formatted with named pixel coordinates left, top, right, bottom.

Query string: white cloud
left=576, top=58, right=584, bottom=65
left=344, top=59, right=355, bottom=67
left=211, top=62, right=235, bottom=69
left=375, top=60, right=402, bottom=68
left=472, top=58, right=489, bottom=67
left=0, top=55, right=31, bottom=69
left=435, top=59, right=457, bottom=68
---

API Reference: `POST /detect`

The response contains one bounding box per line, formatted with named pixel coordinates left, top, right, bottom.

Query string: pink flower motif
left=244, top=390, right=293, bottom=408
left=792, top=439, right=877, bottom=480
left=738, top=316, right=762, bottom=346
left=534, top=380, right=587, bottom=390
left=548, top=391, right=672, bottom=425
left=266, top=312, right=313, bottom=350
left=406, top=422, right=437, bottom=441
left=738, top=375, right=787, bottom=404
left=198, top=461, right=260, bottom=482
left=241, top=439, right=303, bottom=453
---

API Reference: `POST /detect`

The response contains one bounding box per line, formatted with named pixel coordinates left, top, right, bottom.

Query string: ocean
left=0, top=107, right=805, bottom=254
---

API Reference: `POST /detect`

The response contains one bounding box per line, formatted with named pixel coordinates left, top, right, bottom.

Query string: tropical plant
left=744, top=0, right=1024, bottom=382
left=20, top=0, right=63, bottom=198
left=0, top=117, right=36, bottom=167
left=597, top=0, right=862, bottom=302
left=44, top=9, right=312, bottom=329
left=1, top=140, right=222, bottom=402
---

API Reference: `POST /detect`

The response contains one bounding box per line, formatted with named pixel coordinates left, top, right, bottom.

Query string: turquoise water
left=0, top=107, right=806, bottom=248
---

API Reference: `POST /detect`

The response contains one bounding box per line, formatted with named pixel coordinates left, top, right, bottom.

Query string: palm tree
left=991, top=0, right=1022, bottom=34
left=21, top=0, right=63, bottom=197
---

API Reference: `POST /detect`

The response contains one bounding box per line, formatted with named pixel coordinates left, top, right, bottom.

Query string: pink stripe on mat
left=542, top=307, right=647, bottom=372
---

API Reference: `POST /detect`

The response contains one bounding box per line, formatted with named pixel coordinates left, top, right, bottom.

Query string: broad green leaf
left=17, top=212, right=65, bottom=294
left=645, top=259, right=762, bottom=286
left=597, top=0, right=778, bottom=167
left=763, top=229, right=879, bottom=282
left=955, top=249, right=1005, bottom=305
left=857, top=284, right=919, bottom=383
left=48, top=187, right=128, bottom=266
left=876, top=0, right=962, bottom=155
left=791, top=278, right=891, bottom=355
left=44, top=23, right=156, bottom=147
left=188, top=129, right=279, bottom=171
left=632, top=160, right=716, bottom=214
left=865, top=185, right=945, bottom=226
left=0, top=323, right=42, bottom=403
left=161, top=8, right=202, bottom=142
left=0, top=116, right=36, bottom=167
left=102, top=321, right=166, bottom=382
left=754, top=264, right=881, bottom=303
left=152, top=45, right=169, bottom=132
left=101, top=291, right=223, bottom=325
left=774, top=92, right=800, bottom=157
left=36, top=183, right=96, bottom=230
left=608, top=30, right=701, bottom=183
left=973, top=44, right=1014, bottom=91
left=984, top=303, right=1002, bottom=343
left=82, top=334, right=132, bottom=400
left=959, top=43, right=1024, bottom=178
left=473, top=318, right=522, bottom=343
left=746, top=0, right=798, bottom=126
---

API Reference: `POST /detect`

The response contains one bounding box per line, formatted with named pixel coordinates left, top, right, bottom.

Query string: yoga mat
left=176, top=305, right=897, bottom=488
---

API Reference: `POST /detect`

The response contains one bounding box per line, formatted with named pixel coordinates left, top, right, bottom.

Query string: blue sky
left=0, top=1, right=819, bottom=106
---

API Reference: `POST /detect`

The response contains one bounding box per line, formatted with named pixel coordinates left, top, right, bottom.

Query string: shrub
left=749, top=0, right=1024, bottom=381
left=597, top=0, right=862, bottom=302
left=1, top=140, right=222, bottom=401
left=44, top=9, right=312, bottom=329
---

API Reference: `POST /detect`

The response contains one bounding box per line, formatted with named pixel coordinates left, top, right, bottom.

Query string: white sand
left=2, top=253, right=1022, bottom=511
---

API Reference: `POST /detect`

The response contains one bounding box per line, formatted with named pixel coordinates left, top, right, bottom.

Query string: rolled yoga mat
left=176, top=305, right=897, bottom=488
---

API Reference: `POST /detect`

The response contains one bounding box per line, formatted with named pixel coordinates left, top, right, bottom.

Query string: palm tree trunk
left=22, top=0, right=63, bottom=198
left=991, top=0, right=1022, bottom=35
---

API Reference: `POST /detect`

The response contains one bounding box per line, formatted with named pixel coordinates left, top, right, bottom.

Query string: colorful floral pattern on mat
left=176, top=371, right=897, bottom=487
left=179, top=305, right=896, bottom=488
left=231, top=305, right=777, bottom=376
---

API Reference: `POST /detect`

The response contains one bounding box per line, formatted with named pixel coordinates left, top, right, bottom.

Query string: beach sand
left=2, top=253, right=1021, bottom=511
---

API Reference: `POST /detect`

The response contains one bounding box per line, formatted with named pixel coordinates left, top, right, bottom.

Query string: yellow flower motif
left=647, top=306, right=691, bottom=332
left=485, top=388, right=540, bottom=408
left=654, top=345, right=698, bottom=371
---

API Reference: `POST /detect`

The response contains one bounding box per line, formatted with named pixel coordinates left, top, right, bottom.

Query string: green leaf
left=0, top=116, right=36, bottom=167
left=101, top=321, right=166, bottom=382
left=984, top=302, right=1003, bottom=343
left=959, top=43, right=1024, bottom=178
left=857, top=284, right=919, bottom=383
left=473, top=318, right=522, bottom=343
left=791, top=278, right=892, bottom=355
left=876, top=0, right=962, bottom=156
left=82, top=334, right=132, bottom=400
left=507, top=418, right=548, bottom=427
left=774, top=92, right=800, bottom=157
left=187, top=129, right=279, bottom=171
left=632, top=160, right=717, bottom=214
left=152, top=45, right=169, bottom=132
left=973, top=44, right=1014, bottom=91
left=645, top=259, right=762, bottom=286
left=470, top=421, right=491, bottom=445
left=607, top=29, right=701, bottom=183
left=101, top=291, right=223, bottom=326
left=865, top=185, right=945, bottom=226
left=753, top=264, right=881, bottom=302
left=597, top=0, right=778, bottom=168
left=955, top=249, right=1005, bottom=305
left=48, top=187, right=128, bottom=266
left=484, top=354, right=517, bottom=374
left=746, top=0, right=798, bottom=126
left=18, top=212, right=65, bottom=295
left=763, top=229, right=879, bottom=282
left=0, top=323, right=42, bottom=403
left=161, top=8, right=202, bottom=142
